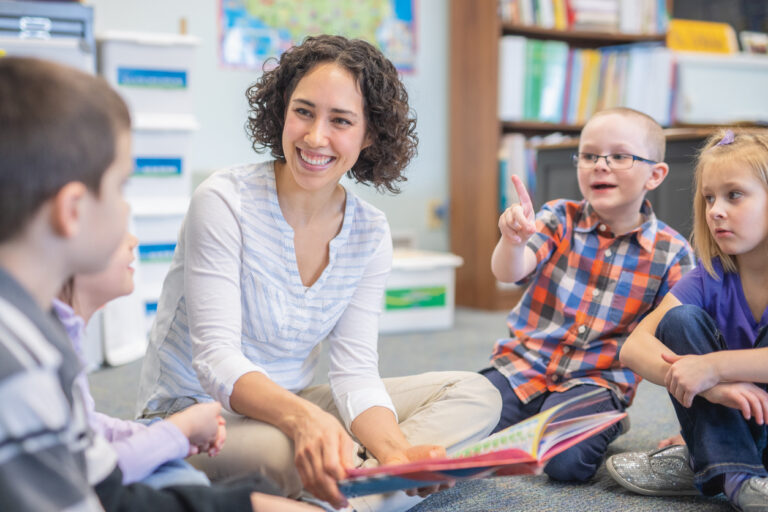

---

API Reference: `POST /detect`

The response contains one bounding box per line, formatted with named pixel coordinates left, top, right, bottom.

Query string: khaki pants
left=189, top=371, right=501, bottom=498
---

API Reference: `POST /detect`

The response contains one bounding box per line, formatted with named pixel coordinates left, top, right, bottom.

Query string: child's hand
left=167, top=401, right=225, bottom=457
left=207, top=415, right=226, bottom=457
left=498, top=175, right=536, bottom=246
left=700, top=382, right=768, bottom=424
left=661, top=352, right=720, bottom=407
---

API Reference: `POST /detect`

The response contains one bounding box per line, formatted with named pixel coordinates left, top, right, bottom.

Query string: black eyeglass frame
left=571, top=152, right=658, bottom=170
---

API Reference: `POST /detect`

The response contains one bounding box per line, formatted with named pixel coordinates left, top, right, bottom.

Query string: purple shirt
left=52, top=299, right=189, bottom=484
left=670, top=258, right=768, bottom=349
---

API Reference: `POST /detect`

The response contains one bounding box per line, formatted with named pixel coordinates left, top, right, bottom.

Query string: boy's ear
left=644, top=162, right=669, bottom=191
left=50, top=182, right=88, bottom=238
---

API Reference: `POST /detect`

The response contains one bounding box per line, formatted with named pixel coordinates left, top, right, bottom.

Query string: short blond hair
left=585, top=107, right=666, bottom=161
left=692, top=129, right=768, bottom=277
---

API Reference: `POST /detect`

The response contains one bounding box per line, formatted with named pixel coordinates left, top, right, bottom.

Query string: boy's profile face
left=72, top=130, right=133, bottom=275
left=576, top=113, right=663, bottom=228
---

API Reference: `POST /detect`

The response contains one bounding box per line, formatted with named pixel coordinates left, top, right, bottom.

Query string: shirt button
left=577, top=325, right=586, bottom=334
left=592, top=289, right=599, bottom=296
left=599, top=224, right=607, bottom=231
left=551, top=374, right=559, bottom=382
left=605, top=249, right=613, bottom=258
left=562, top=346, right=571, bottom=353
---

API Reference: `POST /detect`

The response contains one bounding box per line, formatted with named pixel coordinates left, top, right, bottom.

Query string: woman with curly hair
left=137, top=35, right=501, bottom=511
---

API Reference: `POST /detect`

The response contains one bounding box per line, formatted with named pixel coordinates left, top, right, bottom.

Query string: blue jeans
left=481, top=368, right=625, bottom=482
left=657, top=305, right=768, bottom=495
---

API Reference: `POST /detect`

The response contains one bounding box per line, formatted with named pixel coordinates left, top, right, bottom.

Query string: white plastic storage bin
left=128, top=113, right=198, bottom=199
left=673, top=52, right=768, bottom=124
left=379, top=250, right=463, bottom=334
left=97, top=30, right=198, bottom=116
left=130, top=197, right=188, bottom=332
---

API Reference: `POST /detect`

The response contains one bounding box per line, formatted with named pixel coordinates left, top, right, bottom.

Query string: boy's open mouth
left=592, top=184, right=616, bottom=190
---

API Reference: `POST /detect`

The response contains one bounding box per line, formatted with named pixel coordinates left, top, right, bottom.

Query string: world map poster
left=219, top=0, right=416, bottom=72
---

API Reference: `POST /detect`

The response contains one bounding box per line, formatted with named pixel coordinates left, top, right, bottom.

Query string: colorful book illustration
left=338, top=388, right=626, bottom=498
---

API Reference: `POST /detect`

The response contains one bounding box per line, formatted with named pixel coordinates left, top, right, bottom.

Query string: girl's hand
left=207, top=415, right=227, bottom=457
left=661, top=352, right=720, bottom=407
left=700, top=382, right=768, bottom=424
left=167, top=402, right=224, bottom=456
left=498, top=175, right=536, bottom=246
left=291, top=407, right=353, bottom=510
left=381, top=445, right=454, bottom=498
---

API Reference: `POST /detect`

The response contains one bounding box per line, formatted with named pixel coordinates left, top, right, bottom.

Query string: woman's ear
left=645, top=162, right=669, bottom=191
left=50, top=182, right=88, bottom=238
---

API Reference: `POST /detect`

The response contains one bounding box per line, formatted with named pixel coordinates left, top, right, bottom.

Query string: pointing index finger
left=510, top=175, right=533, bottom=213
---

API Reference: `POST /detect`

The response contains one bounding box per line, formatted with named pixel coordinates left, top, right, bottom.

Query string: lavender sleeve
left=107, top=418, right=190, bottom=484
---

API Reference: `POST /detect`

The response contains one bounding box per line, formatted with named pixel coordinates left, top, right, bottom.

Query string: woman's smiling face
left=281, top=61, right=370, bottom=193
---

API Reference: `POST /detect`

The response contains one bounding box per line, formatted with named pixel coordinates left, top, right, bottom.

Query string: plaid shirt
left=491, top=199, right=694, bottom=405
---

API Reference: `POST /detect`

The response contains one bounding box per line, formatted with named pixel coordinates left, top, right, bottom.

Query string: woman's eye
left=333, top=117, right=352, bottom=126
left=295, top=108, right=311, bottom=117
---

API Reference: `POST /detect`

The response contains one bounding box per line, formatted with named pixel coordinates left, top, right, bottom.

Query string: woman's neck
left=274, top=161, right=344, bottom=228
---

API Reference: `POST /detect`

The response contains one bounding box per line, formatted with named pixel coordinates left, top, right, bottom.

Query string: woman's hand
left=700, top=382, right=768, bottom=424
left=662, top=352, right=720, bottom=407
left=380, top=445, right=454, bottom=498
left=290, top=406, right=354, bottom=510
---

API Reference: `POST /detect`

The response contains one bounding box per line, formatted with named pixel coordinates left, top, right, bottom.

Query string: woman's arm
left=230, top=372, right=352, bottom=509
left=619, top=292, right=682, bottom=385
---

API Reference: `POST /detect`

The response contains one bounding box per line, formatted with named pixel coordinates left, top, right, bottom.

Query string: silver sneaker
left=606, top=445, right=698, bottom=496
left=734, top=476, right=768, bottom=511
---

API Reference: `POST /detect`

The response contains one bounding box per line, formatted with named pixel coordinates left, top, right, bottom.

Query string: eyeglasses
left=572, top=152, right=657, bottom=170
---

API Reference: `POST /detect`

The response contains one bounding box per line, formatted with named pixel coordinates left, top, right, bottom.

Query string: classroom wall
left=86, top=0, right=450, bottom=251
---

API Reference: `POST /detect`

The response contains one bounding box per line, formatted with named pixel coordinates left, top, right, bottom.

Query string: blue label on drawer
left=145, top=301, right=158, bottom=314
left=138, top=243, right=176, bottom=262
left=117, top=68, right=187, bottom=89
left=134, top=157, right=182, bottom=177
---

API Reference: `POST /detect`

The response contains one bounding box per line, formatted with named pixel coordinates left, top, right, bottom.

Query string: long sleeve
left=183, top=176, right=268, bottom=410
left=327, top=228, right=396, bottom=429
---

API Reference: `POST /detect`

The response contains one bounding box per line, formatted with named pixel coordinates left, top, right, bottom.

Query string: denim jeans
left=480, top=368, right=625, bottom=482
left=657, top=304, right=768, bottom=495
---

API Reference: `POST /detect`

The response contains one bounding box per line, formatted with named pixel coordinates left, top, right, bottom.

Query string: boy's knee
left=544, top=446, right=600, bottom=482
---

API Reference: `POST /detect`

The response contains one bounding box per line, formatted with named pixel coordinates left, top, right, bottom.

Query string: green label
left=385, top=286, right=446, bottom=310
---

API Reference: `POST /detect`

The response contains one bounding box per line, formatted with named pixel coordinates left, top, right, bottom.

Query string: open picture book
left=338, top=387, right=626, bottom=497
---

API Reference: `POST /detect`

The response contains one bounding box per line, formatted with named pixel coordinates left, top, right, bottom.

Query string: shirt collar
left=51, top=298, right=84, bottom=352
left=574, top=199, right=658, bottom=253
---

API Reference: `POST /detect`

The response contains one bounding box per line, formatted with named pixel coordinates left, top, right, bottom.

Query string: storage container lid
left=97, top=30, right=199, bottom=46
left=392, top=249, right=463, bottom=270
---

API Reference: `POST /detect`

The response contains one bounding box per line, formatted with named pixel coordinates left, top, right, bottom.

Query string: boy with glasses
left=479, top=107, right=695, bottom=482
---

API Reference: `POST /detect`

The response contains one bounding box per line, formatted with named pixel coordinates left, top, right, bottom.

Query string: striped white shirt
left=138, top=162, right=396, bottom=428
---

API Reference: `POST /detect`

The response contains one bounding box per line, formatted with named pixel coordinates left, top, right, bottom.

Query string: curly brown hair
left=246, top=34, right=417, bottom=194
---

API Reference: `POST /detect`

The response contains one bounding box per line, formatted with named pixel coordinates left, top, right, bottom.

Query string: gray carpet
left=88, top=307, right=730, bottom=511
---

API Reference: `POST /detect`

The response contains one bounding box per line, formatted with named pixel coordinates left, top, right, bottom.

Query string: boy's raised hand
left=498, top=175, right=536, bottom=246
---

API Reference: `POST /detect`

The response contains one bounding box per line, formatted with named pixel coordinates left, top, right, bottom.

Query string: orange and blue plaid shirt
left=491, top=199, right=694, bottom=406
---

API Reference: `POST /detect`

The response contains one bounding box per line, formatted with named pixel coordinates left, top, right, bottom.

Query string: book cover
left=498, top=35, right=527, bottom=121
left=523, top=39, right=546, bottom=120
left=338, top=388, right=626, bottom=498
left=538, top=40, right=570, bottom=123
left=666, top=18, right=739, bottom=54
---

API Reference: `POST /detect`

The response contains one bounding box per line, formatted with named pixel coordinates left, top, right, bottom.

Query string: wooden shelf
left=501, top=23, right=667, bottom=46
left=502, top=121, right=583, bottom=135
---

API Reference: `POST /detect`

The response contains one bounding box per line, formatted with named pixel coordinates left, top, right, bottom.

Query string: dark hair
left=246, top=34, right=417, bottom=193
left=0, top=57, right=131, bottom=243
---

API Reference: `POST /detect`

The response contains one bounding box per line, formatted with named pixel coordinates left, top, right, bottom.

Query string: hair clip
left=715, top=129, right=735, bottom=146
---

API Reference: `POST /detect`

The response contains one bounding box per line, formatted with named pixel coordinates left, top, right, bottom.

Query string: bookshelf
left=448, top=0, right=671, bottom=311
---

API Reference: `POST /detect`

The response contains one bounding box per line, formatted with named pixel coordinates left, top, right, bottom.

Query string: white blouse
left=137, top=161, right=396, bottom=428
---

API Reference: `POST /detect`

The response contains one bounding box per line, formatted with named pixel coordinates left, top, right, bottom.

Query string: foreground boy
left=480, top=107, right=695, bottom=482
left=0, top=57, right=315, bottom=511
